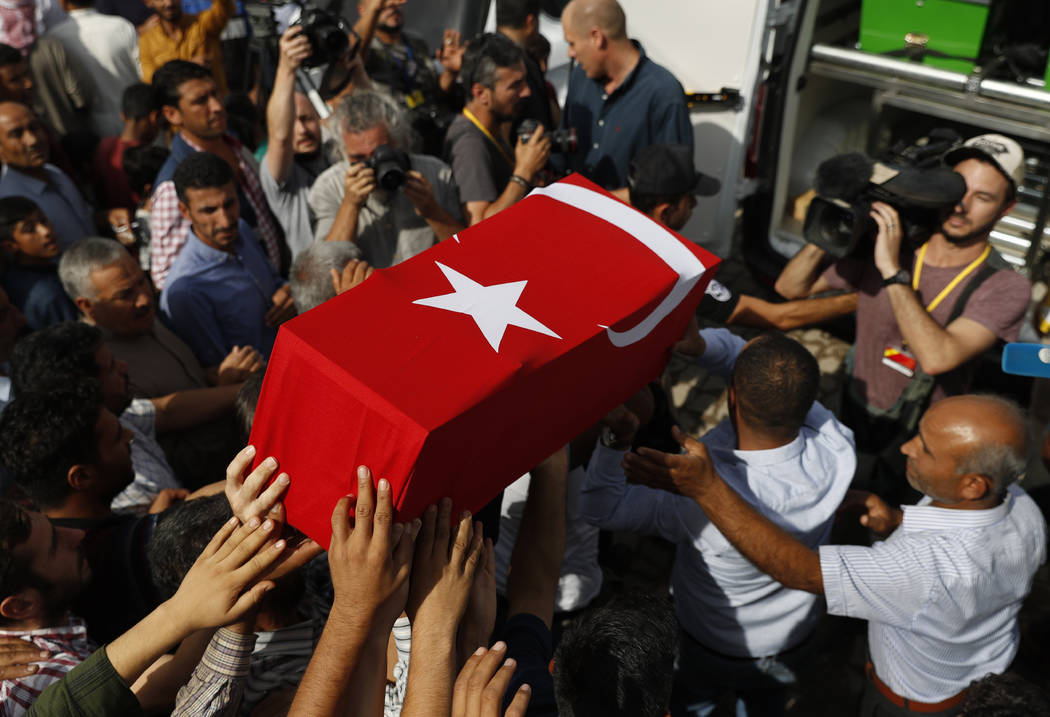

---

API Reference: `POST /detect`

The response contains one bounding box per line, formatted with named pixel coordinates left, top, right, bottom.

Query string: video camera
left=803, top=149, right=966, bottom=258
left=245, top=1, right=349, bottom=67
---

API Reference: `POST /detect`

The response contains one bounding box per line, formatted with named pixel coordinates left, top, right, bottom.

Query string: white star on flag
left=413, top=262, right=561, bottom=352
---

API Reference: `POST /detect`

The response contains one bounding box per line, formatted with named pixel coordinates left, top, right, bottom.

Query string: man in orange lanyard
left=444, top=32, right=550, bottom=226
left=774, top=134, right=1030, bottom=502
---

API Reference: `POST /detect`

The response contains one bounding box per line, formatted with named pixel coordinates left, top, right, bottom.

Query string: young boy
left=0, top=196, right=78, bottom=329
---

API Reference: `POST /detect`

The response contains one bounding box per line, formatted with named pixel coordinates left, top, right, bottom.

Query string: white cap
left=944, top=133, right=1025, bottom=191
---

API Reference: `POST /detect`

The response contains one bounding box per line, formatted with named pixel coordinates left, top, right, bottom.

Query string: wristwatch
left=881, top=269, right=911, bottom=287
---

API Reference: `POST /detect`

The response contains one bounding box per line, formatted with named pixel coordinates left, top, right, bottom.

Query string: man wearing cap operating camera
left=445, top=32, right=550, bottom=226
left=775, top=134, right=1031, bottom=499
left=306, top=89, right=465, bottom=269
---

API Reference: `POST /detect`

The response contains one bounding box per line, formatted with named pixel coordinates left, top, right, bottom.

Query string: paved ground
left=595, top=237, right=1050, bottom=715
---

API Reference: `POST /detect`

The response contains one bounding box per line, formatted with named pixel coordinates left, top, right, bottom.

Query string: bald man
left=629, top=394, right=1047, bottom=716
left=559, top=0, right=691, bottom=190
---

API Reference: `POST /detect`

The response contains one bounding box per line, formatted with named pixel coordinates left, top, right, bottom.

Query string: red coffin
left=248, top=174, right=720, bottom=547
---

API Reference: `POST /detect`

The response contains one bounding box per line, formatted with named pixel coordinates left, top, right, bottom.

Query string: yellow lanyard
left=911, top=242, right=991, bottom=314
left=462, top=108, right=515, bottom=169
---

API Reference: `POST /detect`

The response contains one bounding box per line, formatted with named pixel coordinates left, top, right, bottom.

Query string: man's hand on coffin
left=406, top=499, right=484, bottom=634
left=225, top=445, right=291, bottom=525
left=457, top=537, right=497, bottom=666
left=328, top=466, right=419, bottom=631
left=331, top=259, right=374, bottom=296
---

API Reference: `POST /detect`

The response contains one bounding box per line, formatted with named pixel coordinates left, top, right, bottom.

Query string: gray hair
left=290, top=241, right=362, bottom=313
left=329, top=89, right=414, bottom=151
left=58, top=237, right=130, bottom=302
left=955, top=394, right=1030, bottom=495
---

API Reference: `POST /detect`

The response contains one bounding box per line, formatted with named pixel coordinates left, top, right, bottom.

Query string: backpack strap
left=946, top=248, right=1012, bottom=324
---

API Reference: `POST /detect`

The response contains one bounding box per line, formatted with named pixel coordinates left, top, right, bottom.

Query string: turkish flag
left=248, top=174, right=720, bottom=547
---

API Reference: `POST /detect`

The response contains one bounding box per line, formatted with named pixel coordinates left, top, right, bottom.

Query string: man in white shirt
left=627, top=393, right=1047, bottom=716
left=45, top=0, right=139, bottom=137
left=582, top=327, right=856, bottom=715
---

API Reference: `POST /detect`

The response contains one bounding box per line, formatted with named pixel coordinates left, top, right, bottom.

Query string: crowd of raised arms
left=0, top=0, right=1047, bottom=714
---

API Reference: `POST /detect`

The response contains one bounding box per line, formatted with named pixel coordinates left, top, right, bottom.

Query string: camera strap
left=911, top=242, right=991, bottom=314
left=462, top=108, right=515, bottom=170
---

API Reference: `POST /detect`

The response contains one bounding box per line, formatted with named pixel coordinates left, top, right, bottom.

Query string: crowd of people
left=0, top=0, right=1047, bottom=715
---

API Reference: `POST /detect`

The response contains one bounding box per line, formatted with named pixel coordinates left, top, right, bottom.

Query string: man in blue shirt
left=160, top=152, right=295, bottom=367
left=559, top=0, right=692, bottom=190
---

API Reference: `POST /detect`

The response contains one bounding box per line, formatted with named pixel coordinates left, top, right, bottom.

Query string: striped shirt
left=111, top=398, right=182, bottom=515
left=173, top=628, right=256, bottom=717
left=0, top=618, right=95, bottom=717
left=820, top=484, right=1047, bottom=702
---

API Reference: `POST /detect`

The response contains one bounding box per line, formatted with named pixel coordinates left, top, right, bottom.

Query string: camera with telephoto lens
left=516, top=119, right=578, bottom=155
left=802, top=151, right=966, bottom=258
left=363, top=145, right=411, bottom=191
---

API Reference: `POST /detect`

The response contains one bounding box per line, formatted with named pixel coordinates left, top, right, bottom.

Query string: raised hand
left=452, top=642, right=531, bottom=717
left=406, top=499, right=484, bottom=629
left=625, top=426, right=717, bottom=499
left=224, top=445, right=290, bottom=525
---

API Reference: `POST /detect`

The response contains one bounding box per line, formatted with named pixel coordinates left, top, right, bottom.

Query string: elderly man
left=583, top=328, right=855, bottom=715
left=628, top=394, right=1046, bottom=716
left=559, top=0, right=691, bottom=190
left=775, top=135, right=1032, bottom=501
left=307, top=89, right=464, bottom=268
left=161, top=152, right=293, bottom=366
left=58, top=237, right=261, bottom=397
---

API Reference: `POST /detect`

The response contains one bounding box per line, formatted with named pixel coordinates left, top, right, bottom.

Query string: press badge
left=883, top=347, right=917, bottom=377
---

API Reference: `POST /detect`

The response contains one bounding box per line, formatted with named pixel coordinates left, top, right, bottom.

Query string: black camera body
left=244, top=1, right=349, bottom=68
left=516, top=119, right=578, bottom=155
left=803, top=152, right=966, bottom=258
left=364, top=145, right=411, bottom=192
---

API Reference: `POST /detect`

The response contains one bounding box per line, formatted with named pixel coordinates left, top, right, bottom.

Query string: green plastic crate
left=860, top=0, right=990, bottom=74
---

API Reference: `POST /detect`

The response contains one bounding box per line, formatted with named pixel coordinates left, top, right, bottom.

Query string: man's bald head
left=944, top=394, right=1028, bottom=495
left=564, top=0, right=627, bottom=40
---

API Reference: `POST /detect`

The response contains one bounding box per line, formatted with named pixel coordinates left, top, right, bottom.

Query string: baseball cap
left=628, top=144, right=721, bottom=197
left=943, top=133, right=1025, bottom=191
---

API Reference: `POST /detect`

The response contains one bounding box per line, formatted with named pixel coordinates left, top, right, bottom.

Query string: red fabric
left=249, top=175, right=720, bottom=547
left=92, top=136, right=140, bottom=211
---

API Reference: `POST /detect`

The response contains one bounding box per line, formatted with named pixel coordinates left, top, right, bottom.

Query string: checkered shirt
left=0, top=618, right=96, bottom=717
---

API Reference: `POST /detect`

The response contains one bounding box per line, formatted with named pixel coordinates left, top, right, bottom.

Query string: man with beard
left=138, top=0, right=234, bottom=97
left=444, top=32, right=550, bottom=226
left=774, top=134, right=1031, bottom=500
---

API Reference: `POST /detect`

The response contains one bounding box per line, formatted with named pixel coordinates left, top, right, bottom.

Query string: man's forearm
left=690, top=475, right=824, bottom=594
left=883, top=284, right=988, bottom=375
left=422, top=205, right=466, bottom=241
left=775, top=244, right=828, bottom=299
left=151, top=383, right=240, bottom=434
left=399, top=627, right=457, bottom=717
left=476, top=181, right=529, bottom=225
left=264, top=64, right=297, bottom=185
left=351, top=2, right=382, bottom=64
left=106, top=601, right=197, bottom=687
left=730, top=292, right=857, bottom=331
left=323, top=200, right=361, bottom=243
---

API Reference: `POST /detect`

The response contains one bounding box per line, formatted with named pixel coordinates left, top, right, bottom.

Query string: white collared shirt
left=820, top=485, right=1047, bottom=702
left=581, top=328, right=857, bottom=657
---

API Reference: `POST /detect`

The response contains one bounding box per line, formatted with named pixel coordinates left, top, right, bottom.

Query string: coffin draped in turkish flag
left=248, top=174, right=720, bottom=547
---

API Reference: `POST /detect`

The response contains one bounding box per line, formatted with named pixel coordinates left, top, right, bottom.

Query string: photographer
left=307, top=89, right=465, bottom=268
left=445, top=32, right=550, bottom=226
left=775, top=134, right=1031, bottom=500
left=261, top=25, right=343, bottom=257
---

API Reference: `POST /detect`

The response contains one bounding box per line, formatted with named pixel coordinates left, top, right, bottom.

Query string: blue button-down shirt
left=561, top=44, right=693, bottom=189
left=160, top=221, right=285, bottom=367
left=582, top=329, right=856, bottom=657
left=0, top=164, right=94, bottom=250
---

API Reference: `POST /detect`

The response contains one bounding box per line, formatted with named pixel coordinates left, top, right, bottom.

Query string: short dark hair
left=0, top=196, right=40, bottom=244
left=731, top=333, right=819, bottom=439
left=9, top=322, right=102, bottom=397
left=147, top=493, right=233, bottom=601
left=960, top=671, right=1050, bottom=716
left=0, top=44, right=22, bottom=69
left=629, top=189, right=686, bottom=217
left=0, top=382, right=103, bottom=510
left=235, top=369, right=265, bottom=442
left=173, top=151, right=234, bottom=204
left=461, top=33, right=524, bottom=90
left=121, top=82, right=155, bottom=120
left=123, top=144, right=170, bottom=199
left=524, top=31, right=550, bottom=65
left=554, top=592, right=678, bottom=717
left=152, top=60, right=212, bottom=111
left=496, top=0, right=539, bottom=28
left=0, top=501, right=38, bottom=617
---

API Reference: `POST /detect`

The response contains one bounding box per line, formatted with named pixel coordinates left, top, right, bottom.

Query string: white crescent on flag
left=530, top=183, right=708, bottom=347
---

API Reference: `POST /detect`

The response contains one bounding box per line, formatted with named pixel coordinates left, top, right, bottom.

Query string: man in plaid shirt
left=148, top=60, right=285, bottom=290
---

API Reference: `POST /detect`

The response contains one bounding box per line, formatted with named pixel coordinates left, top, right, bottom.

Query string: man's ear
left=591, top=27, right=606, bottom=49
left=524, top=13, right=537, bottom=36
left=0, top=591, right=42, bottom=622
left=161, top=104, right=181, bottom=128
left=958, top=472, right=992, bottom=502
left=0, top=238, right=18, bottom=255
left=470, top=81, right=489, bottom=105
left=177, top=200, right=192, bottom=223
left=651, top=201, right=674, bottom=228
left=67, top=464, right=95, bottom=492
left=74, top=296, right=94, bottom=318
